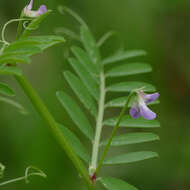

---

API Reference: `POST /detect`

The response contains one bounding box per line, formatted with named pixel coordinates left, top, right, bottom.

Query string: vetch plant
left=56, top=6, right=160, bottom=189
left=0, top=1, right=160, bottom=189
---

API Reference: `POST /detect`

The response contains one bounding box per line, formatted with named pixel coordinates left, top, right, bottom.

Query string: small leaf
left=101, top=132, right=159, bottom=146
left=103, top=151, right=158, bottom=165
left=56, top=91, right=94, bottom=140
left=55, top=27, right=80, bottom=41
left=58, top=123, right=90, bottom=163
left=0, top=54, right=30, bottom=64
left=64, top=71, right=97, bottom=117
left=0, top=82, right=15, bottom=96
left=7, top=36, right=65, bottom=53
left=68, top=58, right=99, bottom=101
left=105, top=96, right=160, bottom=108
left=22, top=10, right=52, bottom=37
left=107, top=81, right=156, bottom=92
left=71, top=46, right=99, bottom=80
left=4, top=45, right=42, bottom=56
left=105, top=63, right=152, bottom=77
left=0, top=96, right=27, bottom=114
left=100, top=177, right=138, bottom=190
left=80, top=25, right=101, bottom=71
left=104, top=116, right=160, bottom=128
left=0, top=66, right=22, bottom=76
left=103, top=50, right=147, bottom=65
left=97, top=31, right=116, bottom=47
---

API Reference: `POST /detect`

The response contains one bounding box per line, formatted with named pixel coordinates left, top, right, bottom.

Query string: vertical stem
left=14, top=75, right=95, bottom=190
left=95, top=92, right=135, bottom=174
left=90, top=72, right=105, bottom=174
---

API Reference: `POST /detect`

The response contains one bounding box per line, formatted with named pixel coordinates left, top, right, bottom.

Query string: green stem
left=96, top=92, right=135, bottom=174
left=90, top=72, right=105, bottom=175
left=14, top=75, right=95, bottom=190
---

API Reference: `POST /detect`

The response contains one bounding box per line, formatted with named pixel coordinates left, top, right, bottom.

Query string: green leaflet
left=105, top=63, right=152, bottom=77
left=64, top=71, right=97, bottom=117
left=0, top=96, right=27, bottom=114
left=100, top=177, right=138, bottom=190
left=56, top=91, right=94, bottom=141
left=0, top=82, right=15, bottom=96
left=22, top=10, right=52, bottom=37
left=80, top=25, right=101, bottom=72
left=105, top=95, right=160, bottom=108
left=103, top=151, right=158, bottom=165
left=71, top=46, right=99, bottom=81
left=0, top=66, right=22, bottom=76
left=104, top=115, right=160, bottom=128
left=0, top=36, right=65, bottom=65
left=68, top=58, right=99, bottom=101
left=5, top=36, right=65, bottom=53
left=107, top=81, right=156, bottom=92
left=0, top=54, right=30, bottom=64
left=101, top=132, right=159, bottom=146
left=103, top=50, right=147, bottom=65
left=58, top=123, right=90, bottom=163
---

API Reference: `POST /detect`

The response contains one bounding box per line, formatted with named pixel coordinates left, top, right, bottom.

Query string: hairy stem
left=14, top=75, right=95, bottom=190
left=96, top=92, right=135, bottom=174
left=90, top=72, right=105, bottom=174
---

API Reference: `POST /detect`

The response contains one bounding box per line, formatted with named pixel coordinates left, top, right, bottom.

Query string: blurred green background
left=0, top=0, right=190, bottom=189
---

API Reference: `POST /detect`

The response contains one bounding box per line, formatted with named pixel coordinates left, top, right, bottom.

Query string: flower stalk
left=95, top=91, right=135, bottom=175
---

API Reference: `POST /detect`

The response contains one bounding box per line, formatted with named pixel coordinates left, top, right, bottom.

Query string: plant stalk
left=14, top=75, right=95, bottom=190
left=90, top=72, right=105, bottom=174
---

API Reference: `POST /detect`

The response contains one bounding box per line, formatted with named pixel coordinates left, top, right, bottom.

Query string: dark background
left=0, top=0, right=190, bottom=189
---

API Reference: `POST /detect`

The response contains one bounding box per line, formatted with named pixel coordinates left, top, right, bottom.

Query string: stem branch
left=96, top=92, right=135, bottom=174
left=14, top=75, right=95, bottom=190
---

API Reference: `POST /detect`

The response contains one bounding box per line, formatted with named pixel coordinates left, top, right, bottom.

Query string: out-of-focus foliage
left=0, top=0, right=190, bottom=190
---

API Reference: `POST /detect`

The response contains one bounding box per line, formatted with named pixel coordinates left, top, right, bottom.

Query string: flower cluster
left=130, top=89, right=160, bottom=120
left=24, top=0, right=47, bottom=18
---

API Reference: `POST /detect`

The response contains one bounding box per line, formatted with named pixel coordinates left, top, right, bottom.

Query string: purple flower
left=130, top=89, right=160, bottom=120
left=24, top=0, right=47, bottom=17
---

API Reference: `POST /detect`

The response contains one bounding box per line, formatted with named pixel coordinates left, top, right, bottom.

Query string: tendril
left=1, top=18, right=32, bottom=43
left=23, top=21, right=38, bottom=31
left=0, top=165, right=46, bottom=187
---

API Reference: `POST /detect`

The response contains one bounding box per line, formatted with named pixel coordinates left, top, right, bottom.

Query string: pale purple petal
left=139, top=102, right=156, bottom=120
left=37, top=5, right=47, bottom=15
left=27, top=0, right=33, bottom=10
left=144, top=93, right=160, bottom=103
left=130, top=105, right=141, bottom=119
